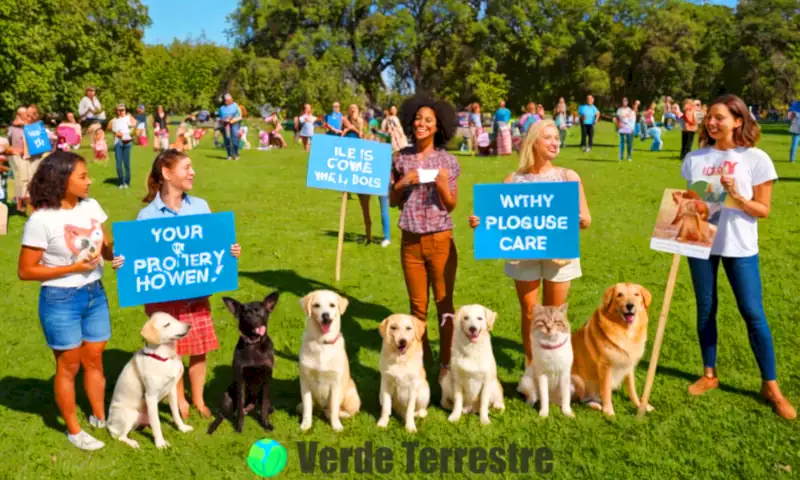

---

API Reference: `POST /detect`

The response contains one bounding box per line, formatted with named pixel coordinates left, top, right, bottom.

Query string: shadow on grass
left=322, top=230, right=387, bottom=244
left=639, top=361, right=762, bottom=402
left=103, top=177, right=122, bottom=186
left=776, top=177, right=800, bottom=182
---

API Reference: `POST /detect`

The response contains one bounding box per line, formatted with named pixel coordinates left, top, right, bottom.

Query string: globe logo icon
left=247, top=438, right=288, bottom=478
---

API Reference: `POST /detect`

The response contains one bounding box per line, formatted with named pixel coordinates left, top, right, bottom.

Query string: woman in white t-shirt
left=18, top=151, right=124, bottom=450
left=681, top=94, right=795, bottom=420
left=108, top=104, right=136, bottom=189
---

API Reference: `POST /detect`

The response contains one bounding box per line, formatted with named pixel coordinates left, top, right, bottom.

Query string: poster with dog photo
left=650, top=182, right=722, bottom=259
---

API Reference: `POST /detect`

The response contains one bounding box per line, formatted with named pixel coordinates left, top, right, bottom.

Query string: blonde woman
left=468, top=120, right=591, bottom=367
left=380, top=105, right=408, bottom=152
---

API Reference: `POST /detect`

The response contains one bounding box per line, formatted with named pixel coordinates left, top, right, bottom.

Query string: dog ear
left=603, top=285, right=618, bottom=312
left=140, top=320, right=161, bottom=345
left=223, top=297, right=242, bottom=317
left=299, top=292, right=315, bottom=317
left=484, top=307, right=498, bottom=331
left=639, top=285, right=653, bottom=310
left=441, top=312, right=455, bottom=328
left=378, top=316, right=390, bottom=339
left=263, top=291, right=280, bottom=312
left=337, top=294, right=349, bottom=315
left=414, top=317, right=427, bottom=343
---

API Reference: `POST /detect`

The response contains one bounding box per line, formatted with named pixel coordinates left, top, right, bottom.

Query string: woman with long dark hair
left=18, top=151, right=123, bottom=450
left=390, top=93, right=460, bottom=380
left=681, top=94, right=795, bottom=420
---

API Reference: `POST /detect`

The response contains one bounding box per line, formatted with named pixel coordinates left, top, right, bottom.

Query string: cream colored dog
left=107, top=313, right=193, bottom=449
left=440, top=305, right=505, bottom=425
left=377, top=314, right=430, bottom=433
left=298, top=290, right=361, bottom=432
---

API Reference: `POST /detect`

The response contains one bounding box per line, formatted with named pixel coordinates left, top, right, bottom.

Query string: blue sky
left=142, top=0, right=739, bottom=47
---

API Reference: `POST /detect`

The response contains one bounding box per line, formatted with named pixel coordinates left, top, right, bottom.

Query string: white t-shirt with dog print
left=681, top=146, right=778, bottom=257
left=22, top=198, right=108, bottom=288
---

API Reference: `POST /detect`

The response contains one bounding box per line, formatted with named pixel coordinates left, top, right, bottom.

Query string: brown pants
left=401, top=229, right=457, bottom=367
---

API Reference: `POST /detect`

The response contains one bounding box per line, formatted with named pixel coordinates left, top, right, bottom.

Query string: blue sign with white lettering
left=23, top=121, right=52, bottom=156
left=306, top=134, right=392, bottom=195
left=473, top=182, right=580, bottom=260
left=112, top=212, right=238, bottom=307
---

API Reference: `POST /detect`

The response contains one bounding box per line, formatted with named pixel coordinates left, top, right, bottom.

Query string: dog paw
left=155, top=439, right=170, bottom=449
left=121, top=438, right=139, bottom=449
left=538, top=409, right=549, bottom=418
left=376, top=417, right=389, bottom=429
left=642, top=403, right=655, bottom=413
left=447, top=412, right=461, bottom=423
left=178, top=424, right=194, bottom=433
left=562, top=408, right=575, bottom=418
left=416, top=409, right=428, bottom=418
left=494, top=402, right=506, bottom=412
left=405, top=423, right=417, bottom=433
left=300, top=420, right=312, bottom=432
left=479, top=416, right=491, bottom=426
left=331, top=421, right=344, bottom=432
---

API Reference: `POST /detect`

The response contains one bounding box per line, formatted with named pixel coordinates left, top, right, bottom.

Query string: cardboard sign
left=113, top=212, right=238, bottom=307
left=306, top=134, right=392, bottom=195
left=23, top=121, right=52, bottom=156
left=650, top=181, right=723, bottom=259
left=473, top=182, right=580, bottom=260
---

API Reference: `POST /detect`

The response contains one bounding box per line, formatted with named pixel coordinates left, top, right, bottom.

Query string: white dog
left=440, top=304, right=505, bottom=425
left=298, top=290, right=361, bottom=432
left=107, top=313, right=193, bottom=448
left=377, top=314, right=430, bottom=433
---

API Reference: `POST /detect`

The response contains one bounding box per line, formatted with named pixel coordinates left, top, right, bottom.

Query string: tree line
left=1, top=0, right=798, bottom=121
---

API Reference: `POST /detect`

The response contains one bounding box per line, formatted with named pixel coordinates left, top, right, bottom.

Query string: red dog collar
left=143, top=351, right=169, bottom=362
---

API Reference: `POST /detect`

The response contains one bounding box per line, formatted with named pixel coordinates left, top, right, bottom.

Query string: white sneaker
left=67, top=430, right=105, bottom=451
left=89, top=415, right=106, bottom=428
left=380, top=239, right=391, bottom=248
left=118, top=184, right=124, bottom=189
left=227, top=156, right=232, bottom=161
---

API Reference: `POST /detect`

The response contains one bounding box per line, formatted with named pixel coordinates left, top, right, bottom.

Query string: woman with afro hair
left=390, top=93, right=461, bottom=380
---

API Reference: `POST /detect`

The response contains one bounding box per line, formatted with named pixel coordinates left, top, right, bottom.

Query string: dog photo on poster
left=650, top=180, right=728, bottom=259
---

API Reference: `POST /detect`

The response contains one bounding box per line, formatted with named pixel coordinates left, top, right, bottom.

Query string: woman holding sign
left=468, top=120, right=591, bottom=367
left=391, top=94, right=460, bottom=379
left=18, top=151, right=124, bottom=451
left=681, top=94, right=795, bottom=420
left=116, top=149, right=242, bottom=419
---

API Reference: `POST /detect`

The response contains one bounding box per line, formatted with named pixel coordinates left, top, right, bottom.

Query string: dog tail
left=207, top=413, right=224, bottom=435
left=571, top=374, right=586, bottom=402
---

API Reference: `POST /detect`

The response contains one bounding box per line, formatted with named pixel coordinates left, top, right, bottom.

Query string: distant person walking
left=616, top=97, right=636, bottom=161
left=578, top=95, right=600, bottom=152
left=790, top=109, right=800, bottom=163
left=381, top=106, right=408, bottom=152
left=77, top=87, right=106, bottom=139
left=153, top=105, right=169, bottom=152
left=494, top=100, right=512, bottom=156
left=298, top=104, right=316, bottom=152
left=108, top=104, right=136, bottom=188
left=217, top=94, right=242, bottom=161
left=680, top=99, right=698, bottom=160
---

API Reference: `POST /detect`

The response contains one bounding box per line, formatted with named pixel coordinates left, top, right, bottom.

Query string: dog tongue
left=624, top=314, right=635, bottom=324
left=255, top=326, right=266, bottom=336
left=321, top=323, right=330, bottom=334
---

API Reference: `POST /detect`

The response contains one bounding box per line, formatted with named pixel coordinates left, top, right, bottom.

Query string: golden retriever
left=376, top=314, right=430, bottom=432
left=571, top=283, right=654, bottom=416
left=671, top=190, right=711, bottom=244
left=297, top=290, right=361, bottom=432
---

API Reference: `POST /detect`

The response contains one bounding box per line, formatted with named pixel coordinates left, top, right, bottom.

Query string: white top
left=110, top=116, right=133, bottom=145
left=22, top=198, right=108, bottom=288
left=790, top=114, right=800, bottom=135
left=681, top=147, right=778, bottom=257
left=616, top=107, right=636, bottom=134
left=78, top=96, right=105, bottom=121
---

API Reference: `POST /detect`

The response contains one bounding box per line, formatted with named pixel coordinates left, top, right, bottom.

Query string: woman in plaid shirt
left=390, top=94, right=461, bottom=380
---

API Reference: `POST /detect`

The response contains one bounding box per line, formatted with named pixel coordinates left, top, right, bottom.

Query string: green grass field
left=1, top=123, right=799, bottom=479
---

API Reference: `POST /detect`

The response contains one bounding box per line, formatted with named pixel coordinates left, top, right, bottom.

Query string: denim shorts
left=38, top=281, right=111, bottom=350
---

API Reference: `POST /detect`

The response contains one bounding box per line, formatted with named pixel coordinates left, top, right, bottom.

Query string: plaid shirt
left=392, top=147, right=460, bottom=234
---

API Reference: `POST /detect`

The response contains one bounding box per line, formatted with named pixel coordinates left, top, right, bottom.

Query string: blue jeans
left=379, top=195, right=390, bottom=241
left=114, top=141, right=132, bottom=185
left=619, top=133, right=633, bottom=160
left=648, top=127, right=662, bottom=151
left=39, top=281, right=111, bottom=350
left=790, top=133, right=800, bottom=162
left=223, top=123, right=240, bottom=157
left=688, top=254, right=777, bottom=380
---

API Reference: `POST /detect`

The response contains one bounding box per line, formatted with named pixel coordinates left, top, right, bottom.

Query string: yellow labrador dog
left=298, top=290, right=361, bottom=432
left=107, top=313, right=193, bottom=449
left=377, top=314, right=430, bottom=433
left=440, top=305, right=505, bottom=425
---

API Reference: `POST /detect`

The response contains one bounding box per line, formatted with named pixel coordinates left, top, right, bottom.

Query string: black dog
left=208, top=292, right=279, bottom=434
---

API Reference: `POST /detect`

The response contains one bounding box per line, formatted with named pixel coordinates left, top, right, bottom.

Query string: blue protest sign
left=790, top=101, right=800, bottom=113
left=306, top=134, right=392, bottom=195
left=23, top=121, right=52, bottom=156
left=112, top=212, right=238, bottom=308
left=473, top=182, right=580, bottom=260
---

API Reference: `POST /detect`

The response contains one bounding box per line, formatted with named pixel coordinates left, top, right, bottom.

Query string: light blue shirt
left=494, top=108, right=511, bottom=123
left=578, top=104, right=599, bottom=125
left=137, top=193, right=211, bottom=220
left=325, top=112, right=343, bottom=131
left=217, top=103, right=241, bottom=121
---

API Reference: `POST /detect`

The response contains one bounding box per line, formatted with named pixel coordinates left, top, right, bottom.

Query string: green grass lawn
left=1, top=123, right=799, bottom=479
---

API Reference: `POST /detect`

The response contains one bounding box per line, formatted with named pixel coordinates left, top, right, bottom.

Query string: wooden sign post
left=335, top=192, right=348, bottom=282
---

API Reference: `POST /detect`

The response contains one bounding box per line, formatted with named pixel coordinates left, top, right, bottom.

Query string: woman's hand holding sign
left=230, top=243, right=241, bottom=258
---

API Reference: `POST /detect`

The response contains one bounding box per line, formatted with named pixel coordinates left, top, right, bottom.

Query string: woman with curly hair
left=18, top=151, right=123, bottom=450
left=681, top=94, right=795, bottom=420
left=390, top=93, right=460, bottom=380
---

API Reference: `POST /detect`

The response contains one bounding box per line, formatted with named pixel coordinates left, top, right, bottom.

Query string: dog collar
left=142, top=351, right=169, bottom=362
left=322, top=333, right=341, bottom=345
left=539, top=337, right=569, bottom=350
